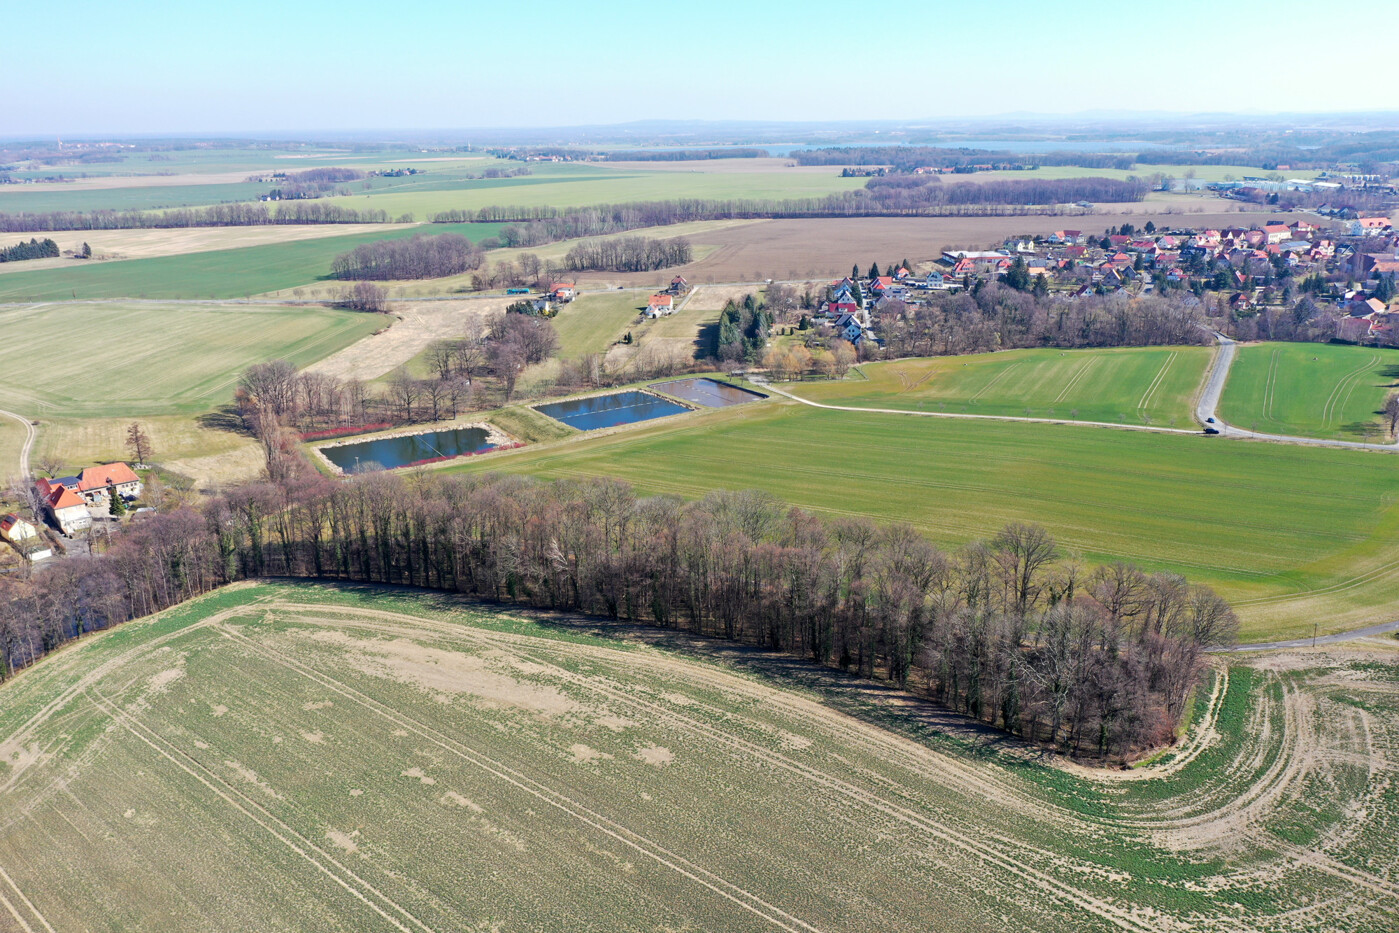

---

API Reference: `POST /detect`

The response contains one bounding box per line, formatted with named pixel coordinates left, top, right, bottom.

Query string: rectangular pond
left=650, top=377, right=767, bottom=408
left=533, top=390, right=689, bottom=431
left=319, top=426, right=495, bottom=473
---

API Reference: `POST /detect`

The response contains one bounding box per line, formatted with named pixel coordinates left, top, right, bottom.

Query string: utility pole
left=1312, top=621, right=1318, bottom=648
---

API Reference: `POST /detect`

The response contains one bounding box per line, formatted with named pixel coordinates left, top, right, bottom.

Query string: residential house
left=550, top=283, right=576, bottom=302
left=1262, top=223, right=1291, bottom=244
left=830, top=312, right=868, bottom=345
left=666, top=275, right=689, bottom=295
left=645, top=294, right=675, bottom=318
left=1337, top=315, right=1374, bottom=342
left=1350, top=217, right=1392, bottom=236
left=35, top=480, right=91, bottom=536
left=76, top=462, right=142, bottom=505
left=0, top=514, right=38, bottom=544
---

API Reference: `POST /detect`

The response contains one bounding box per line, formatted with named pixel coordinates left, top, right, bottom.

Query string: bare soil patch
left=305, top=298, right=509, bottom=382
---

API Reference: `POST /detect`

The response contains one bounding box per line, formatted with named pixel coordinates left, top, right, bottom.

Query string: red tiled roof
left=77, top=462, right=139, bottom=492
left=47, top=487, right=85, bottom=511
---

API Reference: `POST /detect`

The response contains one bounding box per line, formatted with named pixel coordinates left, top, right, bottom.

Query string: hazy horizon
left=6, top=0, right=1397, bottom=137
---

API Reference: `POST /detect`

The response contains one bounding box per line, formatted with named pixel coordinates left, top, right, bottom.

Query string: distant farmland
left=790, top=346, right=1213, bottom=427
left=0, top=301, right=382, bottom=418
left=0, top=582, right=1393, bottom=932
left=1221, top=342, right=1399, bottom=441
left=448, top=401, right=1399, bottom=641
left=0, top=223, right=503, bottom=301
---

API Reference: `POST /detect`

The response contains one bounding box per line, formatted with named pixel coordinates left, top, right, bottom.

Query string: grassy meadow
left=549, top=291, right=647, bottom=357
left=0, top=223, right=504, bottom=301
left=0, top=581, right=1392, bottom=932
left=1221, top=342, right=1399, bottom=441
left=446, top=399, right=1399, bottom=640
left=791, top=346, right=1213, bottom=427
left=0, top=302, right=382, bottom=418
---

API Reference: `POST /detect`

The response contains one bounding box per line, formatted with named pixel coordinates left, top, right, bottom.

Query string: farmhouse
left=76, top=462, right=143, bottom=505
left=666, top=275, right=689, bottom=295
left=35, top=480, right=92, bottom=536
left=550, top=283, right=576, bottom=302
left=645, top=294, right=675, bottom=318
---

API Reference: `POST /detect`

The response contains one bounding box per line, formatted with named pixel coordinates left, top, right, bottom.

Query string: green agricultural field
left=0, top=223, right=504, bottom=301
left=323, top=161, right=869, bottom=217
left=550, top=291, right=646, bottom=357
left=0, top=180, right=274, bottom=215
left=791, top=346, right=1213, bottom=426
left=0, top=582, right=1393, bottom=932
left=449, top=400, right=1399, bottom=641
left=0, top=302, right=382, bottom=418
left=1221, top=342, right=1399, bottom=441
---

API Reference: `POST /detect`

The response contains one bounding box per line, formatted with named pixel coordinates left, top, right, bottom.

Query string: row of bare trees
left=0, top=473, right=1233, bottom=758
left=0, top=201, right=391, bottom=232
left=562, top=236, right=692, bottom=272
left=330, top=232, right=484, bottom=280
left=873, top=286, right=1212, bottom=358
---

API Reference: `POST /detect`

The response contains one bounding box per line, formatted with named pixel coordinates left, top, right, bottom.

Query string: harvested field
left=0, top=582, right=1393, bottom=932
left=562, top=212, right=1285, bottom=286
left=306, top=299, right=510, bottom=383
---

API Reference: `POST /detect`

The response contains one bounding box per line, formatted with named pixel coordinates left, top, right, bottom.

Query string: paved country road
left=0, top=408, right=36, bottom=480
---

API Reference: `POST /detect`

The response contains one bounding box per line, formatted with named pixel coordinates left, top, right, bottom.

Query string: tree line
left=329, top=232, right=484, bottom=280
left=562, top=235, right=692, bottom=272
left=794, top=146, right=1139, bottom=172
left=861, top=175, right=1149, bottom=209
left=713, top=294, right=772, bottom=361
left=0, top=472, right=1234, bottom=759
left=873, top=285, right=1212, bottom=360
left=0, top=236, right=58, bottom=262
left=0, top=201, right=392, bottom=232
left=600, top=148, right=769, bottom=161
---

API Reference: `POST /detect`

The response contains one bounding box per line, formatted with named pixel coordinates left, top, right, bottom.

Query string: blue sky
left=4, top=0, right=1395, bottom=135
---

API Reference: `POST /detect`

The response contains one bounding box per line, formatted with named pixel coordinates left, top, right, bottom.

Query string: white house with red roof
left=645, top=294, right=674, bottom=318
left=76, top=462, right=142, bottom=505
left=35, top=479, right=92, bottom=536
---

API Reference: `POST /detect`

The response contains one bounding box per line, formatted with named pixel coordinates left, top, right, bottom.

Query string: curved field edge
left=445, top=400, right=1399, bottom=642
left=0, top=581, right=1394, bottom=933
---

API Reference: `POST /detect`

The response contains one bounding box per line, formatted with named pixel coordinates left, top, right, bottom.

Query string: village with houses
left=789, top=210, right=1398, bottom=350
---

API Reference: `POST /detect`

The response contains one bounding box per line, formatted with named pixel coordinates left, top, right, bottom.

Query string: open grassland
left=1221, top=342, right=1399, bottom=441
left=0, top=302, right=382, bottom=419
left=0, top=223, right=503, bottom=301
left=792, top=347, right=1213, bottom=427
left=3, top=223, right=418, bottom=264
left=449, top=401, right=1399, bottom=641
left=0, top=582, right=1394, bottom=932
left=0, top=416, right=25, bottom=483
left=550, top=291, right=646, bottom=358
left=32, top=415, right=262, bottom=490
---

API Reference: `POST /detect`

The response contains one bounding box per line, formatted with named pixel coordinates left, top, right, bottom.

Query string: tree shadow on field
left=197, top=404, right=251, bottom=436
left=263, top=578, right=1052, bottom=767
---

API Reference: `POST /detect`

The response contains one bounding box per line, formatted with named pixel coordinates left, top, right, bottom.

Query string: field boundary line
left=1262, top=348, right=1280, bottom=422
left=218, top=625, right=829, bottom=933
left=87, top=687, right=436, bottom=933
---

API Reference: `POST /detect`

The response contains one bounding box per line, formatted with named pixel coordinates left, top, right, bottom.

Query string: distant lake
left=320, top=426, right=494, bottom=472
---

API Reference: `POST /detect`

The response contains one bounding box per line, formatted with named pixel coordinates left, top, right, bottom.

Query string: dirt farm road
left=0, top=408, right=36, bottom=480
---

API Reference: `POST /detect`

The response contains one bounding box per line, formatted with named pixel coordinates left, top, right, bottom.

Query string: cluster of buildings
left=32, top=463, right=143, bottom=537
left=645, top=276, right=690, bottom=318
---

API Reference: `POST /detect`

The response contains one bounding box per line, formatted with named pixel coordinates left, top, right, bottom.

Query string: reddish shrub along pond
left=300, top=423, right=394, bottom=441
